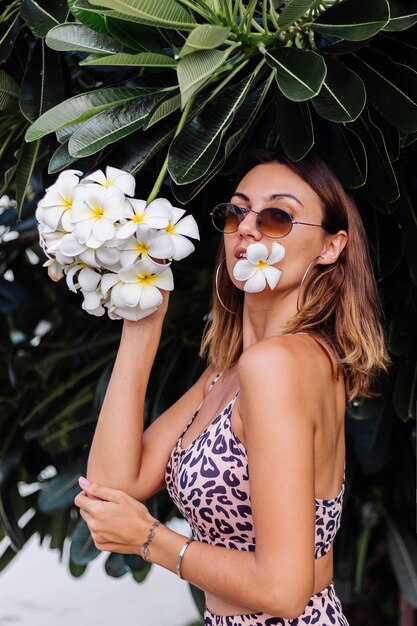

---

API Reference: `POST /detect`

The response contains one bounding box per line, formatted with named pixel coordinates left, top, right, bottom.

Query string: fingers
left=77, top=478, right=125, bottom=504
left=74, top=492, right=98, bottom=514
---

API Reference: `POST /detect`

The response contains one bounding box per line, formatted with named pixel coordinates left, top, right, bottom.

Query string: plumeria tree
left=1, top=0, right=417, bottom=624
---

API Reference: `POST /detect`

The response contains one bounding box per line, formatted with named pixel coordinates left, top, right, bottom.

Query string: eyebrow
left=231, top=191, right=304, bottom=207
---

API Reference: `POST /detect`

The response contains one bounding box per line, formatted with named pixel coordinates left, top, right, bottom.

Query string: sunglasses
left=210, top=203, right=329, bottom=239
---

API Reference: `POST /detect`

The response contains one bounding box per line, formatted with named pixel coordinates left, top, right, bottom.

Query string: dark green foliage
left=0, top=0, right=416, bottom=622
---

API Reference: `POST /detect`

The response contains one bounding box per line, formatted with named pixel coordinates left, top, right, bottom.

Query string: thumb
left=78, top=477, right=123, bottom=503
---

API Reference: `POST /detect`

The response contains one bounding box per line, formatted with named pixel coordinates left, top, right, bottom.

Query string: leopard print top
left=165, top=374, right=345, bottom=559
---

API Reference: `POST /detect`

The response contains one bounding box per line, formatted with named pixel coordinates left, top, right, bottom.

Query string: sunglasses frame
left=210, top=202, right=330, bottom=239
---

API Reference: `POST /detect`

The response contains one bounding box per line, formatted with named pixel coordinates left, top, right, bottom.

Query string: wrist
left=141, top=517, right=161, bottom=562
left=142, top=522, right=192, bottom=575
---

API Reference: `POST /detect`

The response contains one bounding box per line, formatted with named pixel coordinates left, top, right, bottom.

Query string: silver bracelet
left=142, top=520, right=160, bottom=562
left=176, top=538, right=194, bottom=579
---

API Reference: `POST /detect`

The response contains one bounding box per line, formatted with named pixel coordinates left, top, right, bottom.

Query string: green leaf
left=105, top=117, right=176, bottom=174
left=70, top=518, right=100, bottom=565
left=105, top=16, right=166, bottom=52
left=275, top=93, right=314, bottom=161
left=277, top=0, right=315, bottom=29
left=264, top=47, right=326, bottom=101
left=69, top=561, right=87, bottom=577
left=374, top=32, right=417, bottom=76
left=105, top=552, right=130, bottom=578
left=0, top=278, right=27, bottom=313
left=88, top=0, right=197, bottom=30
left=20, top=352, right=115, bottom=426
left=25, top=87, right=152, bottom=141
left=123, top=553, right=149, bottom=574
left=80, top=51, right=177, bottom=67
left=15, top=139, right=40, bottom=218
left=169, top=75, right=253, bottom=185
left=0, top=14, right=20, bottom=64
left=45, top=23, right=124, bottom=54
left=312, top=0, right=390, bottom=42
left=48, top=141, right=79, bottom=173
left=177, top=48, right=233, bottom=108
left=388, top=306, right=417, bottom=356
left=20, top=39, right=65, bottom=123
left=311, top=57, right=366, bottom=123
left=38, top=470, right=81, bottom=514
left=68, top=92, right=166, bottom=157
left=67, top=0, right=109, bottom=34
left=350, top=46, right=417, bottom=133
left=172, top=75, right=274, bottom=204
left=401, top=129, right=417, bottom=147
left=180, top=25, right=230, bottom=57
left=351, top=108, right=399, bottom=201
left=385, top=512, right=417, bottom=606
left=143, top=92, right=181, bottom=129
left=383, top=0, right=417, bottom=32
left=315, top=117, right=367, bottom=188
left=39, top=415, right=96, bottom=454
left=21, top=0, right=69, bottom=38
left=0, top=71, right=19, bottom=111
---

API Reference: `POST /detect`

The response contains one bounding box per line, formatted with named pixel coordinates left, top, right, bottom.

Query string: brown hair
left=200, top=149, right=391, bottom=401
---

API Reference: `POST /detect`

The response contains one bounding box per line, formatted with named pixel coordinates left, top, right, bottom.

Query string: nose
left=237, top=209, right=262, bottom=240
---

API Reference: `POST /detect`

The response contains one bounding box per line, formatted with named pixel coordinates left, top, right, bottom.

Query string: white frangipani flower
left=81, top=288, right=105, bottom=316
left=107, top=303, right=159, bottom=322
left=35, top=166, right=200, bottom=321
left=60, top=234, right=120, bottom=269
left=112, top=258, right=174, bottom=310
left=155, top=204, right=200, bottom=261
left=36, top=170, right=82, bottom=231
left=71, top=184, right=125, bottom=249
left=81, top=166, right=136, bottom=197
left=119, top=225, right=174, bottom=266
left=65, top=263, right=101, bottom=294
left=42, top=258, right=65, bottom=282
left=116, top=198, right=171, bottom=240
left=233, top=241, right=285, bottom=293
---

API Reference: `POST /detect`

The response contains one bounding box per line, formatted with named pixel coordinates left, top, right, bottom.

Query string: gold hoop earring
left=296, top=255, right=323, bottom=313
left=215, top=258, right=237, bottom=315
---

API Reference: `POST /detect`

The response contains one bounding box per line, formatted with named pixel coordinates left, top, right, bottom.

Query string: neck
left=242, top=288, right=299, bottom=350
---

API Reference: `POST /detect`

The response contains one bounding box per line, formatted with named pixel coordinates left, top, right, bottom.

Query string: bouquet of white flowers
left=36, top=167, right=200, bottom=321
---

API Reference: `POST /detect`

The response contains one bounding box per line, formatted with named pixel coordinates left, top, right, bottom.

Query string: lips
left=235, top=246, right=247, bottom=259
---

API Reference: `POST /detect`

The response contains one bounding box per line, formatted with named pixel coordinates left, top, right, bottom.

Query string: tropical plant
left=1, top=0, right=417, bottom=623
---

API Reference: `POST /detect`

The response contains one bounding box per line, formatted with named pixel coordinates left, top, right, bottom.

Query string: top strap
left=208, top=372, right=222, bottom=391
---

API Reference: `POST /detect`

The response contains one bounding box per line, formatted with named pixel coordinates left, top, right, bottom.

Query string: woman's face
left=223, top=162, right=332, bottom=295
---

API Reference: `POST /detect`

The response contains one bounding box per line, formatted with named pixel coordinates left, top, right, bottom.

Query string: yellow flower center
left=137, top=273, right=156, bottom=285
left=63, top=197, right=72, bottom=210
left=165, top=221, right=176, bottom=234
left=102, top=179, right=112, bottom=188
left=133, top=214, right=144, bottom=223
left=92, top=206, right=104, bottom=219
left=256, top=260, right=267, bottom=269
left=136, top=242, right=149, bottom=255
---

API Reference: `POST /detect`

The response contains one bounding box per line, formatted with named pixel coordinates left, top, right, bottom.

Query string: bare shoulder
left=238, top=334, right=324, bottom=378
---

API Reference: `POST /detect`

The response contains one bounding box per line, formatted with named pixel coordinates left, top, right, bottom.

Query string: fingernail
left=79, top=476, right=90, bottom=488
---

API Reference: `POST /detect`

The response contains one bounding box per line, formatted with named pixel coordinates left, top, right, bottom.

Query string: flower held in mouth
left=233, top=242, right=285, bottom=293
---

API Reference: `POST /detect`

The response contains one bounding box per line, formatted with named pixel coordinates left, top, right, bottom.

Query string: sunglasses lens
left=212, top=204, right=243, bottom=233
left=259, top=208, right=292, bottom=237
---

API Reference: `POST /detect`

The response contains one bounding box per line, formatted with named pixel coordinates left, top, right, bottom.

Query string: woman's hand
left=74, top=478, right=158, bottom=556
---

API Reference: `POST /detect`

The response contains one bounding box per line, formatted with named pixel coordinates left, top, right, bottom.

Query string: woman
left=75, top=150, right=390, bottom=626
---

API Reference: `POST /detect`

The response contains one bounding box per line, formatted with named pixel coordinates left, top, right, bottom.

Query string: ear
left=319, top=230, right=348, bottom=265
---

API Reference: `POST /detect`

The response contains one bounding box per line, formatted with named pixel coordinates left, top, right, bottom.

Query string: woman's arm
left=151, top=335, right=318, bottom=618
left=86, top=298, right=168, bottom=489
left=76, top=334, right=319, bottom=619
